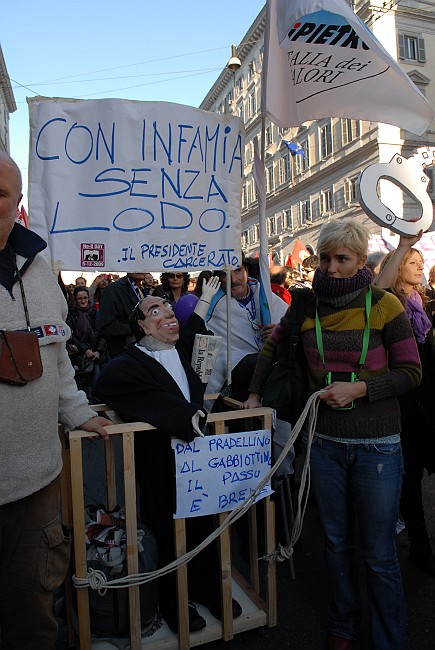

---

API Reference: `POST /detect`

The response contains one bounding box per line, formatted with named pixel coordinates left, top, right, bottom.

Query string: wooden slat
left=264, top=497, right=277, bottom=627
left=218, top=512, right=234, bottom=641
left=59, top=426, right=76, bottom=647
left=69, top=435, right=92, bottom=650
left=104, top=435, right=117, bottom=511
left=206, top=406, right=273, bottom=423
left=213, top=418, right=226, bottom=435
left=174, top=518, right=189, bottom=650
left=248, top=506, right=260, bottom=594
left=122, top=431, right=141, bottom=650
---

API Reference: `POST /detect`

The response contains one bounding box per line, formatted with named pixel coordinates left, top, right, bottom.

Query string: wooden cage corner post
left=59, top=425, right=76, bottom=649
left=69, top=432, right=92, bottom=650
left=122, top=429, right=142, bottom=650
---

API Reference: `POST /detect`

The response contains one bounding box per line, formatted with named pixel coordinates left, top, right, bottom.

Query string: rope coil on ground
left=72, top=392, right=321, bottom=592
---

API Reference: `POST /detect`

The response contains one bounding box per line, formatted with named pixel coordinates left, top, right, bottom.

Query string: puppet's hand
left=200, top=275, right=221, bottom=303
left=191, top=409, right=206, bottom=437
left=194, top=276, right=221, bottom=320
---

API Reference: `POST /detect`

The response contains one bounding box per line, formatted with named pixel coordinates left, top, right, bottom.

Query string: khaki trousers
left=0, top=476, right=70, bottom=650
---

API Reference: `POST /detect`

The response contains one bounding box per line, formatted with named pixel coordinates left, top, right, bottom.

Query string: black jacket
left=95, top=312, right=207, bottom=441
left=96, top=277, right=139, bottom=357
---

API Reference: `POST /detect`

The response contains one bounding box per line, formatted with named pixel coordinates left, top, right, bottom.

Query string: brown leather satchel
left=0, top=330, right=43, bottom=386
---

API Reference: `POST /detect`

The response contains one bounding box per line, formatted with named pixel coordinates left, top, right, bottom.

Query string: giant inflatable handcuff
left=358, top=146, right=435, bottom=236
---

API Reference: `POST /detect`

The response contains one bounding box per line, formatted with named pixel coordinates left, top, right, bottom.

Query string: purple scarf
left=312, top=266, right=373, bottom=299
left=406, top=289, right=432, bottom=343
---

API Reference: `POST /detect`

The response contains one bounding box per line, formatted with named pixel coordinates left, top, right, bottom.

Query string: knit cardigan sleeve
left=364, top=292, right=422, bottom=401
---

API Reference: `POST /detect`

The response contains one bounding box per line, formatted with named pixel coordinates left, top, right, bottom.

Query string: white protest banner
left=262, top=0, right=434, bottom=135
left=172, top=430, right=273, bottom=519
left=28, top=97, right=244, bottom=272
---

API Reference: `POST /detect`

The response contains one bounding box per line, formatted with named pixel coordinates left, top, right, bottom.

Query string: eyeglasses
left=168, top=273, right=184, bottom=279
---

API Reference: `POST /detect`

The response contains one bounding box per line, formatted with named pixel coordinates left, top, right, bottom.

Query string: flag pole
left=255, top=0, right=277, bottom=325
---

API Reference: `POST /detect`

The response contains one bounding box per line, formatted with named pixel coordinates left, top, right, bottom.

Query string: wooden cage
left=61, top=400, right=277, bottom=650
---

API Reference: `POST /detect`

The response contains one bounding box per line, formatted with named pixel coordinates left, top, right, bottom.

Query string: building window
left=247, top=91, right=257, bottom=118
left=282, top=209, right=293, bottom=232
left=235, top=75, right=244, bottom=95
left=279, top=153, right=291, bottom=185
left=294, top=138, right=309, bottom=174
left=398, top=33, right=426, bottom=62
left=253, top=224, right=259, bottom=242
left=300, top=199, right=311, bottom=225
left=238, top=102, right=245, bottom=122
left=242, top=229, right=249, bottom=248
left=248, top=60, right=256, bottom=81
left=344, top=177, right=358, bottom=204
left=267, top=216, right=276, bottom=236
left=320, top=122, right=333, bottom=159
left=341, top=119, right=361, bottom=146
left=247, top=178, right=257, bottom=204
left=321, top=187, right=334, bottom=214
left=265, top=124, right=273, bottom=146
left=242, top=182, right=248, bottom=209
left=266, top=165, right=274, bottom=193
left=245, top=140, right=254, bottom=163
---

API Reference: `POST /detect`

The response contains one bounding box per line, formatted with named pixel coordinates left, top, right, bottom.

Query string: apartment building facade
left=200, top=1, right=435, bottom=263
left=0, top=46, right=16, bottom=154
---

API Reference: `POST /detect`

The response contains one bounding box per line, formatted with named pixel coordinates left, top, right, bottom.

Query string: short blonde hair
left=317, top=218, right=370, bottom=260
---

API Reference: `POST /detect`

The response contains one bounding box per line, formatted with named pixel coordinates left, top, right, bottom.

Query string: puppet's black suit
left=95, top=315, right=221, bottom=621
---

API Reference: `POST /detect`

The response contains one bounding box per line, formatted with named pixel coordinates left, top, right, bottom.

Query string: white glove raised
left=194, top=275, right=221, bottom=320
left=191, top=409, right=206, bottom=437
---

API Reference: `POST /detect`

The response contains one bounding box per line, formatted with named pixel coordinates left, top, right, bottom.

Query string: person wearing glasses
left=95, top=276, right=243, bottom=633
left=153, top=271, right=190, bottom=304
left=375, top=231, right=435, bottom=577
left=244, top=219, right=421, bottom=650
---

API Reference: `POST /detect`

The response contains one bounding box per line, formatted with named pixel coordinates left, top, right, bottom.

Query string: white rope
left=73, top=392, right=321, bottom=593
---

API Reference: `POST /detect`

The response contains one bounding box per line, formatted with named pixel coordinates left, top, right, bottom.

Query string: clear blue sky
left=2, top=0, right=265, bottom=201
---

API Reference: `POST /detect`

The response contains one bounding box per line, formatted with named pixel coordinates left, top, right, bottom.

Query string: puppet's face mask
left=138, top=296, right=180, bottom=346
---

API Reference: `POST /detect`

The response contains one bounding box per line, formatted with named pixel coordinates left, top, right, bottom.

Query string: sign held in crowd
left=28, top=97, right=244, bottom=272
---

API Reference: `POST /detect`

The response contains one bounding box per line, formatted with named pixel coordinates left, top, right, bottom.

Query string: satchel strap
left=287, top=287, right=310, bottom=387
left=12, top=254, right=31, bottom=331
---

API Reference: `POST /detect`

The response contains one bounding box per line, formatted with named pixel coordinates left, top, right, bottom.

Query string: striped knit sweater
left=249, top=285, right=422, bottom=440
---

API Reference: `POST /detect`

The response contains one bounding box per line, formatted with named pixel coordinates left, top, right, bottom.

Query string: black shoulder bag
left=262, top=288, right=310, bottom=424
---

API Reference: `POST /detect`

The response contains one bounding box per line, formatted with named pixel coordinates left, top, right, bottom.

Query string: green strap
left=315, top=286, right=372, bottom=371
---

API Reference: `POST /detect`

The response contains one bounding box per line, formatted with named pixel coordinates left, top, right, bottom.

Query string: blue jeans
left=309, top=436, right=405, bottom=649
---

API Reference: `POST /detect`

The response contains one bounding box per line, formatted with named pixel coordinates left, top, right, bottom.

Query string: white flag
left=262, top=0, right=433, bottom=135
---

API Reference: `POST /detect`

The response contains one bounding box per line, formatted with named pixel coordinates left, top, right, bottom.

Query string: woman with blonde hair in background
left=376, top=231, right=435, bottom=576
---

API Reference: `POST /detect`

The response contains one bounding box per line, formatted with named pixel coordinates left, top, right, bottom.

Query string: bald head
left=0, top=153, right=22, bottom=196
left=0, top=153, right=23, bottom=250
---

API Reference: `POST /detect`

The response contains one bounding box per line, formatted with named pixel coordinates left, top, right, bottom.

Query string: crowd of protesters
left=2, top=147, right=435, bottom=650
